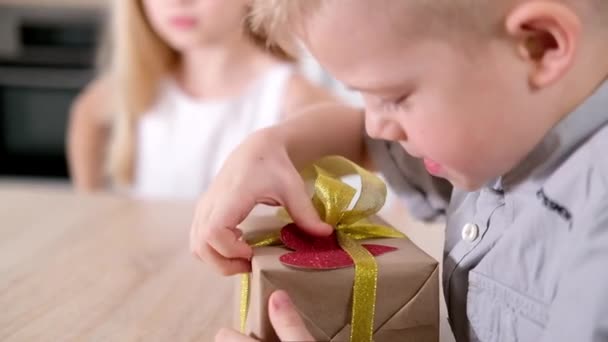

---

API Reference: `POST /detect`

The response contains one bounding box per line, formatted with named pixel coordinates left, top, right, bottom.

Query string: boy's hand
left=215, top=290, right=315, bottom=342
left=190, top=128, right=333, bottom=275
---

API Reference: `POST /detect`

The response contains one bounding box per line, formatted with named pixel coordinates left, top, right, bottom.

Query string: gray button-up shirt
left=368, top=81, right=608, bottom=342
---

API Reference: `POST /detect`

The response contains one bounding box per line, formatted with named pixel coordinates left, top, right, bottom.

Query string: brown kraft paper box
left=237, top=215, right=439, bottom=342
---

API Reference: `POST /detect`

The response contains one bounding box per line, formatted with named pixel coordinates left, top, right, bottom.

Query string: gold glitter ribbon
left=240, top=156, right=405, bottom=341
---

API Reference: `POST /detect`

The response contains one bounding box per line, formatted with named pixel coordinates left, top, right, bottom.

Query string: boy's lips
left=423, top=158, right=443, bottom=176
left=170, top=16, right=198, bottom=29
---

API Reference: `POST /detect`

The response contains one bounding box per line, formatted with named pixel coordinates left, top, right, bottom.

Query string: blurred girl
left=68, top=0, right=336, bottom=199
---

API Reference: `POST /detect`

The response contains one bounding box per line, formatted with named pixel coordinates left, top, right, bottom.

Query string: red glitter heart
left=278, top=223, right=398, bottom=269
left=279, top=244, right=397, bottom=269
left=281, top=223, right=340, bottom=252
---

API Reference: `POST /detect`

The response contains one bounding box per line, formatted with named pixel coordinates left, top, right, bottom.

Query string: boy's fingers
left=207, top=228, right=253, bottom=259
left=215, top=291, right=315, bottom=342
left=269, top=290, right=315, bottom=342
left=282, top=179, right=332, bottom=237
left=201, top=244, right=251, bottom=276
left=189, top=195, right=214, bottom=254
left=215, top=328, right=257, bottom=342
left=229, top=227, right=244, bottom=239
left=205, top=198, right=256, bottom=259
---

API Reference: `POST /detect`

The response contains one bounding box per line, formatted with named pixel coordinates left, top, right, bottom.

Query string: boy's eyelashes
left=361, top=88, right=413, bottom=112
left=378, top=94, right=410, bottom=111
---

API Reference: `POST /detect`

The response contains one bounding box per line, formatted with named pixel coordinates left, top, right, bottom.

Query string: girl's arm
left=67, top=76, right=111, bottom=192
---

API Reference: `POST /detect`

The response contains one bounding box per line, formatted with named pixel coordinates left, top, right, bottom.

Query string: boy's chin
left=449, top=176, right=487, bottom=192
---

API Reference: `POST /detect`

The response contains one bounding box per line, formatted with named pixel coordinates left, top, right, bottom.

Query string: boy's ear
left=505, top=1, right=581, bottom=89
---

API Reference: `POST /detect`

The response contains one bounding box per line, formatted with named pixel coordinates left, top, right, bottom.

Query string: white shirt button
left=461, top=223, right=479, bottom=242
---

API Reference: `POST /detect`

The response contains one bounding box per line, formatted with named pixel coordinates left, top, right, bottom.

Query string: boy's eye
left=393, top=95, right=409, bottom=105
left=381, top=94, right=410, bottom=111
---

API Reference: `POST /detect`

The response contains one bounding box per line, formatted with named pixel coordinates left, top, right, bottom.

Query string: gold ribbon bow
left=240, top=156, right=405, bottom=341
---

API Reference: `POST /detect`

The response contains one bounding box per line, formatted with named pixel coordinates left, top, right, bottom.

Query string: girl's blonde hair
left=104, top=0, right=296, bottom=186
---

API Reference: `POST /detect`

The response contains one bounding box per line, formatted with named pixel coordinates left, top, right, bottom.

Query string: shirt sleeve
left=540, top=200, right=608, bottom=341
left=365, top=135, right=452, bottom=221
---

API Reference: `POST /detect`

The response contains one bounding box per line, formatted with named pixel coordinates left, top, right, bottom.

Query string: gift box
left=235, top=156, right=439, bottom=341
left=237, top=215, right=439, bottom=342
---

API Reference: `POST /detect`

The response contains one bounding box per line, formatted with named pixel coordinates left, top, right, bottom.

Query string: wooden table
left=0, top=183, right=234, bottom=341
left=0, top=182, right=454, bottom=341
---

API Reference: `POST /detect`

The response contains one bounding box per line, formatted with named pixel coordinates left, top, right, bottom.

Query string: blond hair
left=105, top=0, right=296, bottom=186
left=251, top=0, right=607, bottom=53
left=249, top=0, right=498, bottom=45
left=249, top=0, right=318, bottom=58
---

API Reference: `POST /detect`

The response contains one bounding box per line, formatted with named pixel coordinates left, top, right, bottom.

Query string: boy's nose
left=172, top=0, right=195, bottom=6
left=365, top=113, right=407, bottom=142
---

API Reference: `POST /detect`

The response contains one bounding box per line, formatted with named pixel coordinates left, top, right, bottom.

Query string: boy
left=191, top=1, right=608, bottom=341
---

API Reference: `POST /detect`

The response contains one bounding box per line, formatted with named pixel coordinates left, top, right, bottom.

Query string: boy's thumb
left=283, top=184, right=332, bottom=236
left=269, top=290, right=315, bottom=342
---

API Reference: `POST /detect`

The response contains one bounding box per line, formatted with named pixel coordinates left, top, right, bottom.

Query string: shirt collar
left=495, top=80, right=608, bottom=192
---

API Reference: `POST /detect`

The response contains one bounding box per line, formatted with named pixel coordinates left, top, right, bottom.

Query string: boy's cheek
left=397, top=142, right=423, bottom=159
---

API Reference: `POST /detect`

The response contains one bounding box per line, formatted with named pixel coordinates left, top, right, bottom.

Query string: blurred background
left=0, top=0, right=361, bottom=185
left=0, top=0, right=105, bottom=181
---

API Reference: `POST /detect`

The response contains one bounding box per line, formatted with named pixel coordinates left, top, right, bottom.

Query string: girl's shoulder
left=70, top=75, right=114, bottom=126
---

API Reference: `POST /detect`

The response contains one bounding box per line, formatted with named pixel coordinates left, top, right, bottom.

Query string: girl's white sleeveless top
left=133, top=65, right=292, bottom=199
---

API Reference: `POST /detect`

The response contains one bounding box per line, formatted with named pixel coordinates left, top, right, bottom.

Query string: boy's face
left=299, top=1, right=553, bottom=190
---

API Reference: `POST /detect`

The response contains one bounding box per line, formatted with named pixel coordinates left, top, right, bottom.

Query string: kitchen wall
left=0, top=0, right=106, bottom=8
left=0, top=0, right=105, bottom=180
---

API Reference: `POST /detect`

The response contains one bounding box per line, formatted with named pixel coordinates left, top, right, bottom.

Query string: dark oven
left=0, top=5, right=102, bottom=179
